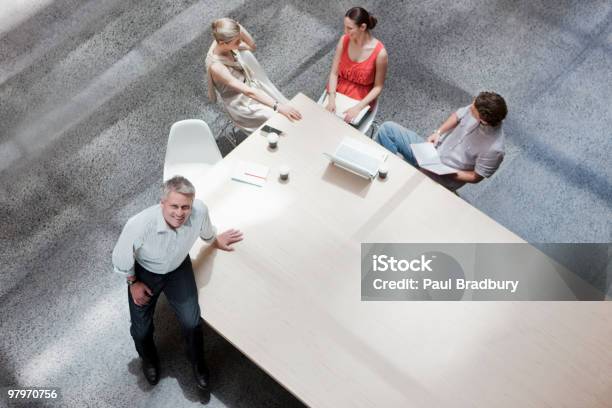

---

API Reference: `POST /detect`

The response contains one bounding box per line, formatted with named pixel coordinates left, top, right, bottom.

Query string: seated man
left=375, top=92, right=508, bottom=190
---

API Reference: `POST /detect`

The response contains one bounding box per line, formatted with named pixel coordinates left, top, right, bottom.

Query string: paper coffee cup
left=378, top=164, right=389, bottom=178
left=279, top=165, right=290, bottom=180
left=267, top=132, right=279, bottom=148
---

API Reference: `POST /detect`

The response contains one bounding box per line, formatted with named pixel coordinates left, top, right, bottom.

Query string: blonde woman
left=205, top=18, right=301, bottom=132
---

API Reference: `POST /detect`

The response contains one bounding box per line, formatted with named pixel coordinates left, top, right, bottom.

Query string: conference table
left=189, top=93, right=611, bottom=407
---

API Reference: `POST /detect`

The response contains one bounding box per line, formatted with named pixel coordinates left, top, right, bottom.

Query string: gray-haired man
left=112, top=176, right=243, bottom=389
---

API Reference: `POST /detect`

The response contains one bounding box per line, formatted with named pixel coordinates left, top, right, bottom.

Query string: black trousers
left=128, top=256, right=204, bottom=365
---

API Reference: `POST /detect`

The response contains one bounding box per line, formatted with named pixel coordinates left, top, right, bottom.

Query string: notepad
left=231, top=161, right=269, bottom=187
left=322, top=92, right=370, bottom=126
left=325, top=137, right=387, bottom=179
left=409, top=143, right=457, bottom=175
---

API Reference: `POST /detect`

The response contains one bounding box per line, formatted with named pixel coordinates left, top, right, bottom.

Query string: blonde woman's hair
left=212, top=18, right=240, bottom=43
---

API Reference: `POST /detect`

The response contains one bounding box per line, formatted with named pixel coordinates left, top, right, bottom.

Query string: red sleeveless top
left=333, top=34, right=384, bottom=106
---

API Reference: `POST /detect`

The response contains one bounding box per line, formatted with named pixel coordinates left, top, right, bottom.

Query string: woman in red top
left=325, top=7, right=388, bottom=124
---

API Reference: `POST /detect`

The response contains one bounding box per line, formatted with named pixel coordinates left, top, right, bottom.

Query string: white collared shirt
left=112, top=199, right=217, bottom=276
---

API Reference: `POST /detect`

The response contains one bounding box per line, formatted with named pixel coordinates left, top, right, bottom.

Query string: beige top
left=205, top=44, right=287, bottom=133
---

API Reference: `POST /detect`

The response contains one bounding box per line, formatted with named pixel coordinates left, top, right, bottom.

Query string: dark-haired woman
left=325, top=7, right=388, bottom=124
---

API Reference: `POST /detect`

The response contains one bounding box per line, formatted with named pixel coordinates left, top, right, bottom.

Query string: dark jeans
left=128, top=256, right=205, bottom=366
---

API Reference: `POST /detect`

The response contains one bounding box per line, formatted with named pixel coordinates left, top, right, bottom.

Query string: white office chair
left=214, top=50, right=289, bottom=146
left=317, top=90, right=379, bottom=137
left=163, top=119, right=222, bottom=182
left=238, top=50, right=289, bottom=104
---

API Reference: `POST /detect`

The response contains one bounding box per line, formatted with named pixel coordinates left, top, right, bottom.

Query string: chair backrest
left=164, top=119, right=221, bottom=176
left=239, top=50, right=289, bottom=104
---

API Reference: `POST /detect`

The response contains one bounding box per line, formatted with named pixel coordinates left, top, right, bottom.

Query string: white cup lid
left=267, top=133, right=279, bottom=143
left=279, top=165, right=290, bottom=174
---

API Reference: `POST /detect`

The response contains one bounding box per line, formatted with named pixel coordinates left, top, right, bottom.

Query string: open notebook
left=322, top=92, right=370, bottom=126
left=409, top=143, right=457, bottom=175
left=325, top=137, right=387, bottom=179
left=231, top=161, right=270, bottom=187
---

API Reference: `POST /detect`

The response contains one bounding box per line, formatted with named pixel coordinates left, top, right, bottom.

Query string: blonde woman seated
left=206, top=18, right=301, bottom=133
left=325, top=7, right=388, bottom=125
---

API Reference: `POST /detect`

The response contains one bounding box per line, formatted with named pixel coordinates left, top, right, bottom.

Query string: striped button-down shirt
left=112, top=199, right=217, bottom=276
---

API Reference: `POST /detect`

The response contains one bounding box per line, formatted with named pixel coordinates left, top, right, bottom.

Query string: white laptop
left=325, top=137, right=387, bottom=179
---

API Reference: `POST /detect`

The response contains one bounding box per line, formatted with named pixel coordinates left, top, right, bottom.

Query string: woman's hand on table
left=278, top=104, right=302, bottom=121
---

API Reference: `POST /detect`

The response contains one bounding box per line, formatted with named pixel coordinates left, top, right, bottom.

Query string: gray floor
left=1, top=1, right=611, bottom=407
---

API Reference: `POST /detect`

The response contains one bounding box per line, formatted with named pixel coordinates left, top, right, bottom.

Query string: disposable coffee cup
left=267, top=132, right=279, bottom=148
left=378, top=164, right=389, bottom=179
left=279, top=165, right=290, bottom=181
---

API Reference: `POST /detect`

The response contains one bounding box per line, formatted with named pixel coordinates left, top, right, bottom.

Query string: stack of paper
left=325, top=137, right=387, bottom=179
left=409, top=143, right=457, bottom=175
left=231, top=161, right=270, bottom=187
left=322, top=92, right=370, bottom=126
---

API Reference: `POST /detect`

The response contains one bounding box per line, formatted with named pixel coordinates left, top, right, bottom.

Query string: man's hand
left=448, top=170, right=483, bottom=184
left=325, top=98, right=336, bottom=113
left=215, top=229, right=244, bottom=251
left=130, top=282, right=153, bottom=306
left=426, top=132, right=440, bottom=145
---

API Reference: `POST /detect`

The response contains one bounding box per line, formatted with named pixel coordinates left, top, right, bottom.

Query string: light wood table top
left=190, top=93, right=611, bottom=408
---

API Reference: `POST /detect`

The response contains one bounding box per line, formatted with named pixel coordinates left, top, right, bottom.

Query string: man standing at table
left=112, top=176, right=243, bottom=389
left=375, top=91, right=508, bottom=191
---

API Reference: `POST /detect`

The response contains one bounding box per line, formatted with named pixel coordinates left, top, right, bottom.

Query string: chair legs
left=218, top=120, right=249, bottom=149
left=369, top=119, right=380, bottom=139
left=219, top=120, right=237, bottom=148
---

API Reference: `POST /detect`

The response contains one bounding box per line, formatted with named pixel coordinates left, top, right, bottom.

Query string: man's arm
left=439, top=146, right=503, bottom=185
left=112, top=220, right=139, bottom=278
left=214, top=229, right=244, bottom=251
left=112, top=220, right=153, bottom=305
left=427, top=112, right=459, bottom=144
left=447, top=170, right=483, bottom=184
left=198, top=203, right=243, bottom=251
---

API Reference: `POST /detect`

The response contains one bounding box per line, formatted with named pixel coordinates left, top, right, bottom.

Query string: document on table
left=322, top=92, right=370, bottom=126
left=410, top=143, right=457, bottom=175
left=231, top=161, right=269, bottom=187
left=325, top=137, right=388, bottom=179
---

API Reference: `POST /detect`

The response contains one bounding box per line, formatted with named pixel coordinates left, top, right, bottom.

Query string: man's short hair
left=162, top=176, right=195, bottom=199
left=475, top=92, right=508, bottom=127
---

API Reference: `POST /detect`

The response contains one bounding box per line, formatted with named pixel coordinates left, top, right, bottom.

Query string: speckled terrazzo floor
left=1, top=1, right=611, bottom=407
